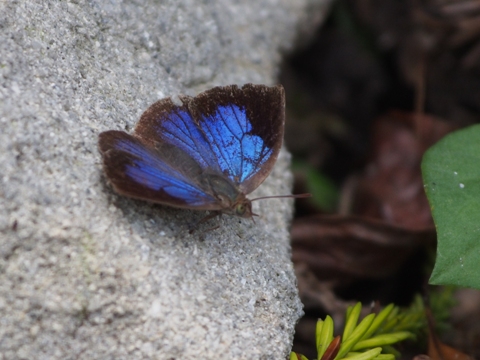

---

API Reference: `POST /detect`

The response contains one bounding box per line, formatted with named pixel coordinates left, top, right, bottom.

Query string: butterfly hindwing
left=98, top=131, right=221, bottom=210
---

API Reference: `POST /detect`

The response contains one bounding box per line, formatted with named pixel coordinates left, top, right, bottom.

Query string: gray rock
left=0, top=0, right=330, bottom=359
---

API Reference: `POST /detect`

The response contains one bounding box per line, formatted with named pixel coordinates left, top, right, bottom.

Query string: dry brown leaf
left=292, top=214, right=435, bottom=281
left=348, top=111, right=455, bottom=230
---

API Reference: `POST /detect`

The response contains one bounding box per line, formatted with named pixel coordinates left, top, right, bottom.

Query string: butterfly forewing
left=98, top=131, right=220, bottom=210
left=135, top=84, right=285, bottom=193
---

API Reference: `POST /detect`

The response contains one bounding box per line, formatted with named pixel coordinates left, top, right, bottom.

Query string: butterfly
left=98, top=83, right=306, bottom=223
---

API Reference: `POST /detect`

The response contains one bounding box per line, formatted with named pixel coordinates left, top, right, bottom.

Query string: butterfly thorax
left=200, top=172, right=253, bottom=218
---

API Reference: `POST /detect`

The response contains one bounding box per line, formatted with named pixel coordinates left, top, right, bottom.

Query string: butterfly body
left=98, top=84, right=285, bottom=218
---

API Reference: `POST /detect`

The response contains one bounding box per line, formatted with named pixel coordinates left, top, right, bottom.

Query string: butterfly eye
left=235, top=204, right=246, bottom=216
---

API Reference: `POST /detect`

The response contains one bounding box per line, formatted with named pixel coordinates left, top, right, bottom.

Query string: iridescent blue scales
left=98, top=84, right=285, bottom=218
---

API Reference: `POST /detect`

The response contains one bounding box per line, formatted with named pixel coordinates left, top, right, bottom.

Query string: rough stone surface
left=0, top=1, right=330, bottom=359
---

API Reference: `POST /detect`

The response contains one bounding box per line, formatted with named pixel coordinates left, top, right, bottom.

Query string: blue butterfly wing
left=98, top=131, right=220, bottom=209
left=134, top=84, right=285, bottom=194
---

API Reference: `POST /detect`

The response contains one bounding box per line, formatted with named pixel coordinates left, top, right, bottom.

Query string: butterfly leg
left=188, top=211, right=222, bottom=234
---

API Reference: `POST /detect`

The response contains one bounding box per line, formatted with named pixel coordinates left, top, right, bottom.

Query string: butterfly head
left=232, top=197, right=254, bottom=218
left=217, top=191, right=255, bottom=218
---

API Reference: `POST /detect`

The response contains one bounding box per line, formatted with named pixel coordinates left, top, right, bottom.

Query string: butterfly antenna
left=250, top=193, right=311, bottom=202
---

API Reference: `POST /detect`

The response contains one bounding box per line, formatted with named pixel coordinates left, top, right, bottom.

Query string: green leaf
left=343, top=303, right=362, bottom=340
left=343, top=348, right=382, bottom=360
left=291, top=352, right=310, bottom=360
left=352, top=332, right=413, bottom=351
left=373, top=354, right=395, bottom=360
left=336, top=313, right=375, bottom=359
left=360, top=304, right=395, bottom=340
left=422, top=124, right=480, bottom=289
left=317, top=316, right=334, bottom=359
